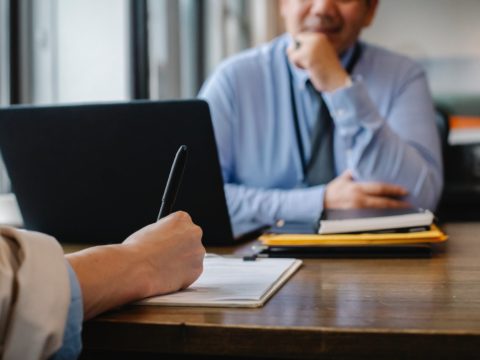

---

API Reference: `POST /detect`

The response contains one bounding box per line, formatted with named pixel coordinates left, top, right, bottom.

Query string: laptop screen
left=0, top=100, right=237, bottom=246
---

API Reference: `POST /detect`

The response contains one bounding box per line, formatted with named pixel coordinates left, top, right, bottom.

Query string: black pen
left=157, top=145, right=188, bottom=220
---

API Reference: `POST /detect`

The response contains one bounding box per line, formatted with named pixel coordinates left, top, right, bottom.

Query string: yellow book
left=259, top=224, right=447, bottom=247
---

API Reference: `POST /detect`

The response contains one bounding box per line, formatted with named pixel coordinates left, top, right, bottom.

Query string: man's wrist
left=327, top=73, right=352, bottom=92
left=118, top=243, right=155, bottom=299
left=311, top=68, right=351, bottom=93
left=67, top=243, right=152, bottom=318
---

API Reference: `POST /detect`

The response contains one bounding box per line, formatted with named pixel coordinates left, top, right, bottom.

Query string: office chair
left=435, top=105, right=480, bottom=221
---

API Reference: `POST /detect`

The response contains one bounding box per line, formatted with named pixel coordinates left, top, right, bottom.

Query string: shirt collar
left=285, top=33, right=358, bottom=91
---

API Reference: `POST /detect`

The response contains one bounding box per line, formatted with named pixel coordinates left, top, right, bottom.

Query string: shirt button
left=336, top=108, right=347, bottom=117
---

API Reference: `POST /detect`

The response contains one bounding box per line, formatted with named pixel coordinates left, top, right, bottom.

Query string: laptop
left=0, top=100, right=264, bottom=245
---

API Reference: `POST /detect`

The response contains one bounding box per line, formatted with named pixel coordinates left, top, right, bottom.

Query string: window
left=17, top=0, right=130, bottom=104
left=15, top=0, right=281, bottom=104
left=147, top=0, right=282, bottom=100
left=55, top=0, right=130, bottom=103
left=147, top=0, right=201, bottom=99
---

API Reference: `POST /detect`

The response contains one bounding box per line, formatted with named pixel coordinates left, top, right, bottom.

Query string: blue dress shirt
left=50, top=262, right=83, bottom=359
left=199, top=34, right=443, bottom=224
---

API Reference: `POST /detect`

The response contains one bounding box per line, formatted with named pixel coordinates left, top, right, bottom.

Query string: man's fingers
left=338, top=170, right=354, bottom=181
left=358, top=182, right=408, bottom=197
left=361, top=196, right=411, bottom=209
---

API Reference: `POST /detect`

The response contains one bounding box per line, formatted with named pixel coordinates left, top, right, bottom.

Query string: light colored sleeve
left=324, top=69, right=443, bottom=210
left=224, top=183, right=326, bottom=224
left=200, top=66, right=325, bottom=224
left=0, top=227, right=71, bottom=360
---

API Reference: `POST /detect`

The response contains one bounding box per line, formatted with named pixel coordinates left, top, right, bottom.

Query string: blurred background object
left=1, top=0, right=480, bottom=219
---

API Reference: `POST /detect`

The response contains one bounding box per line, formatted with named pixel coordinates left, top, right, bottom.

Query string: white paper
left=138, top=255, right=302, bottom=308
left=0, top=193, right=23, bottom=227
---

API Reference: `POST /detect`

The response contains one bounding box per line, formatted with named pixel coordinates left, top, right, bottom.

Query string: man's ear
left=363, top=0, right=379, bottom=27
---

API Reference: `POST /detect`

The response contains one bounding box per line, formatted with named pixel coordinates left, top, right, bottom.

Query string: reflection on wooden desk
left=81, top=223, right=480, bottom=360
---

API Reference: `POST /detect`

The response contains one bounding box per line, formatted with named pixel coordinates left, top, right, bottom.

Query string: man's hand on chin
left=286, top=32, right=350, bottom=92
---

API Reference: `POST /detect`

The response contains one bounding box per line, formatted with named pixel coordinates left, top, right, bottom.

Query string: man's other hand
left=324, top=170, right=410, bottom=209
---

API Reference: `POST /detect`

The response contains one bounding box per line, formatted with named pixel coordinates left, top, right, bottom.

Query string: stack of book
left=259, top=209, right=447, bottom=256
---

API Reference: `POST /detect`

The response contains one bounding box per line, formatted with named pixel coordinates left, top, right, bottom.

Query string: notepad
left=317, top=208, right=434, bottom=234
left=138, top=255, right=302, bottom=308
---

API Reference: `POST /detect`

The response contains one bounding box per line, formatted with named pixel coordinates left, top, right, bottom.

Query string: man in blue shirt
left=199, top=0, right=442, bottom=224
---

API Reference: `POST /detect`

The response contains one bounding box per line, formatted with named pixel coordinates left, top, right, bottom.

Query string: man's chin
left=305, top=29, right=341, bottom=42
left=312, top=32, right=343, bottom=50
left=305, top=25, right=342, bottom=35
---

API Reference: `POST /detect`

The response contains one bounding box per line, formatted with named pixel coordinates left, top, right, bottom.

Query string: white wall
left=363, top=0, right=480, bottom=58
left=362, top=0, right=480, bottom=96
left=56, top=0, right=129, bottom=102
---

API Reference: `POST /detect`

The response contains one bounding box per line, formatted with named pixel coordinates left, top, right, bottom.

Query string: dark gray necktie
left=305, top=89, right=335, bottom=186
left=303, top=43, right=362, bottom=186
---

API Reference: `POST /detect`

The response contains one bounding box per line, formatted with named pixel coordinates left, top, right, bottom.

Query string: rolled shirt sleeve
left=0, top=227, right=74, bottom=360
left=50, top=262, right=83, bottom=360
left=323, top=72, right=442, bottom=211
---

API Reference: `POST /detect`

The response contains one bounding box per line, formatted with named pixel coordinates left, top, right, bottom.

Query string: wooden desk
left=80, top=223, right=480, bottom=359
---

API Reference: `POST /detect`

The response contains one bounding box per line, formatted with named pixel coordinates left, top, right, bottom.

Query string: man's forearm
left=225, top=183, right=325, bottom=224
left=324, top=81, right=443, bottom=209
left=66, top=213, right=205, bottom=320
left=66, top=244, right=149, bottom=320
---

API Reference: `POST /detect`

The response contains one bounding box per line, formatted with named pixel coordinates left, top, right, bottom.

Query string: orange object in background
left=450, top=115, right=480, bottom=129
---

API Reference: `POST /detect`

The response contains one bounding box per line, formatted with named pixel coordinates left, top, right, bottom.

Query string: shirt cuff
left=50, top=261, right=83, bottom=360
left=277, top=186, right=326, bottom=222
left=323, top=78, right=382, bottom=132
